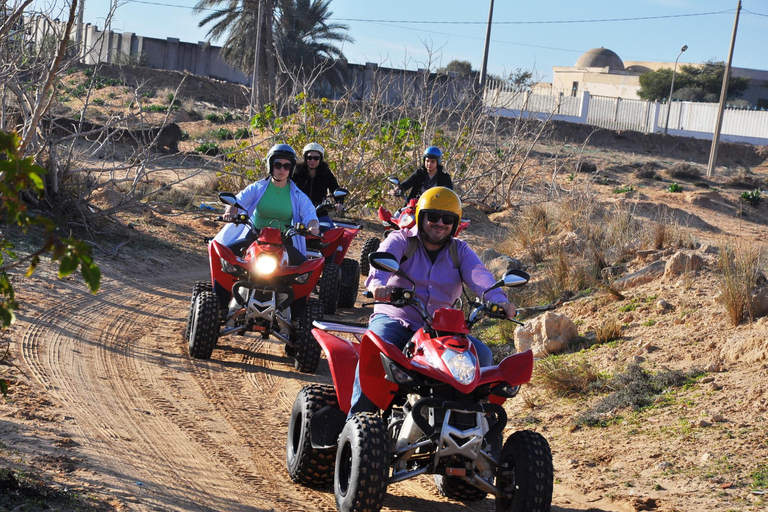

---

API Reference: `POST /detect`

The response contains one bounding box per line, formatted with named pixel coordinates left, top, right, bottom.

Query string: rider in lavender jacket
left=350, top=187, right=516, bottom=414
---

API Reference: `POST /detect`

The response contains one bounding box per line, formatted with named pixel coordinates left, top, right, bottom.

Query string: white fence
left=484, top=84, right=768, bottom=146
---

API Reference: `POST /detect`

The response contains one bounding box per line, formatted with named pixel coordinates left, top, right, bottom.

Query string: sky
left=56, top=0, right=768, bottom=82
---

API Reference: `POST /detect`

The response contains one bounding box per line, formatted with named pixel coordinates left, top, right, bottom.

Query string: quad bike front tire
left=286, top=384, right=339, bottom=488
left=188, top=291, right=219, bottom=359
left=337, top=258, right=361, bottom=308
left=495, top=430, right=553, bottom=512
left=293, top=298, right=323, bottom=373
left=359, top=237, right=381, bottom=277
left=334, top=412, right=389, bottom=512
left=183, top=281, right=212, bottom=343
left=318, top=262, right=341, bottom=315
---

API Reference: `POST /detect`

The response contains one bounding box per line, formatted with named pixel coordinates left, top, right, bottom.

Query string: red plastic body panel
left=313, top=329, right=361, bottom=413
left=208, top=237, right=324, bottom=300
left=258, top=226, right=283, bottom=245
left=431, top=307, right=470, bottom=334
left=358, top=331, right=409, bottom=411
left=377, top=206, right=392, bottom=223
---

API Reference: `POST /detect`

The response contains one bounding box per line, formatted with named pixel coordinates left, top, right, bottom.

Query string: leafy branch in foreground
left=1, top=130, right=101, bottom=393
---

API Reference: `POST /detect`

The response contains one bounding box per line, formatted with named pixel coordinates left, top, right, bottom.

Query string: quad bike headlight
left=255, top=253, right=278, bottom=275
left=442, top=349, right=477, bottom=385
left=398, top=213, right=415, bottom=227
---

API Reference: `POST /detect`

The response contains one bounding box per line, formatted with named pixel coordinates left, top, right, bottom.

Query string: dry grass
left=535, top=354, right=603, bottom=397
left=595, top=317, right=623, bottom=344
left=717, top=242, right=766, bottom=326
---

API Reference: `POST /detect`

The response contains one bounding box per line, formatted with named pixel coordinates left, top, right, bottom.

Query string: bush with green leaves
left=0, top=131, right=101, bottom=394
left=206, top=112, right=235, bottom=124
left=667, top=182, right=683, bottom=193
left=740, top=189, right=762, bottom=207
left=210, top=127, right=235, bottom=140
left=196, top=141, right=221, bottom=156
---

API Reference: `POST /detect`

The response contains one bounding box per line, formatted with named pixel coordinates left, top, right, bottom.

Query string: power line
left=331, top=10, right=735, bottom=25
left=121, top=0, right=738, bottom=27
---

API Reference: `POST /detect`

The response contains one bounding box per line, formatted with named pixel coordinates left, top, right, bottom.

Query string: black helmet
left=266, top=143, right=296, bottom=176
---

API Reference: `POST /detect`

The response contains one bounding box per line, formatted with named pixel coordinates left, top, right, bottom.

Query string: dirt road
left=8, top=248, right=629, bottom=512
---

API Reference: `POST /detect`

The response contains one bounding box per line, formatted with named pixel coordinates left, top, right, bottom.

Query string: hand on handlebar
left=370, top=285, right=394, bottom=301
left=501, top=301, right=517, bottom=319
left=222, top=205, right=239, bottom=222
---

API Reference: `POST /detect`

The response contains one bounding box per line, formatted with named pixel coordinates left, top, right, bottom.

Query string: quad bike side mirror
left=481, top=269, right=530, bottom=301
left=368, top=251, right=400, bottom=274
left=218, top=192, right=243, bottom=211
left=332, top=188, right=349, bottom=201
left=387, top=176, right=401, bottom=187
left=368, top=251, right=417, bottom=288
left=502, top=269, right=530, bottom=288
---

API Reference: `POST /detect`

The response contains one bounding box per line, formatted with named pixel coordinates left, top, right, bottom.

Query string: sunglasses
left=426, top=212, right=456, bottom=225
left=306, top=155, right=321, bottom=161
left=272, top=162, right=294, bottom=170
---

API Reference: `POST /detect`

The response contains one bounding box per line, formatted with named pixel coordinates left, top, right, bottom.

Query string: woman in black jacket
left=292, top=142, right=343, bottom=228
left=393, top=146, right=453, bottom=203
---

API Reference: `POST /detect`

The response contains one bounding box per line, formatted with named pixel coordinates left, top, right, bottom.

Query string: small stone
left=701, top=376, right=715, bottom=383
left=711, top=414, right=726, bottom=423
left=697, top=419, right=712, bottom=428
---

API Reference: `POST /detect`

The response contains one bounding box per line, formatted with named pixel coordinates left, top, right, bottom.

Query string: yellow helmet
left=415, top=187, right=462, bottom=237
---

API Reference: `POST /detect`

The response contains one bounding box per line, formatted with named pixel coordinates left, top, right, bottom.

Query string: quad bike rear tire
left=318, top=262, right=341, bottom=315
left=334, top=413, right=389, bottom=512
left=188, top=291, right=219, bottom=359
left=337, top=258, right=360, bottom=308
left=495, top=430, right=553, bottom=512
left=184, top=281, right=212, bottom=343
left=359, top=237, right=381, bottom=276
left=286, top=384, right=339, bottom=488
left=434, top=474, right=487, bottom=501
left=293, top=298, right=323, bottom=373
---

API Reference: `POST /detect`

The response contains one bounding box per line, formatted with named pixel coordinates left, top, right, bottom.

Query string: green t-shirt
left=252, top=181, right=293, bottom=231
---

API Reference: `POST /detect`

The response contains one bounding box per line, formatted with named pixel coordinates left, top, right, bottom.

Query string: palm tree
left=273, top=0, right=352, bottom=88
left=193, top=0, right=352, bottom=89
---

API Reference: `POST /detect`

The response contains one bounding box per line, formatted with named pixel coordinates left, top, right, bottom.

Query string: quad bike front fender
left=312, top=328, right=360, bottom=413
left=478, top=350, right=534, bottom=404
left=358, top=331, right=412, bottom=412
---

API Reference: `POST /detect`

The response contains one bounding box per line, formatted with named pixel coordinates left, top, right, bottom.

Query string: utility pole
left=76, top=0, right=84, bottom=63
left=478, top=0, right=494, bottom=91
left=249, top=0, right=264, bottom=117
left=706, top=0, right=741, bottom=178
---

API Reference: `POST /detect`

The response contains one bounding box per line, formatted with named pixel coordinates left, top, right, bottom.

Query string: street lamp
left=664, top=45, right=688, bottom=134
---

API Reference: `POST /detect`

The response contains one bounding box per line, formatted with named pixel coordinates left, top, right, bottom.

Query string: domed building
left=541, top=47, right=647, bottom=100
left=574, top=47, right=625, bottom=71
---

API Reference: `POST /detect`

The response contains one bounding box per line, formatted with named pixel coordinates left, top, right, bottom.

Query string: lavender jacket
left=365, top=226, right=509, bottom=330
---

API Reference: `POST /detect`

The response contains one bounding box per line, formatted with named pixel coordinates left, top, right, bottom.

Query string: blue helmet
left=423, top=146, right=442, bottom=164
left=266, top=143, right=296, bottom=175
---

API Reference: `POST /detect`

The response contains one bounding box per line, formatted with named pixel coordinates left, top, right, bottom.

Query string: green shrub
left=196, top=142, right=221, bottom=156
left=205, top=112, right=235, bottom=124
left=210, top=127, right=234, bottom=140
left=740, top=189, right=762, bottom=207
left=667, top=182, right=683, bottom=193
left=613, top=185, right=634, bottom=194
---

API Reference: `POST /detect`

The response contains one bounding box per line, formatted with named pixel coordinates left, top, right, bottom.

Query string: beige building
left=535, top=47, right=768, bottom=108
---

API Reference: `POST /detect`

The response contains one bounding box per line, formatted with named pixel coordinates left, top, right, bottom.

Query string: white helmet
left=302, top=142, right=325, bottom=159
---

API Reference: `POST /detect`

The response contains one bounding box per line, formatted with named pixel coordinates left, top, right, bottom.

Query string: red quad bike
left=359, top=177, right=470, bottom=276
left=185, top=192, right=325, bottom=373
left=305, top=188, right=362, bottom=315
left=286, top=252, right=553, bottom=512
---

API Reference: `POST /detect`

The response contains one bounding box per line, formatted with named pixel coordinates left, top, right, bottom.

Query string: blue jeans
left=348, top=314, right=494, bottom=415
